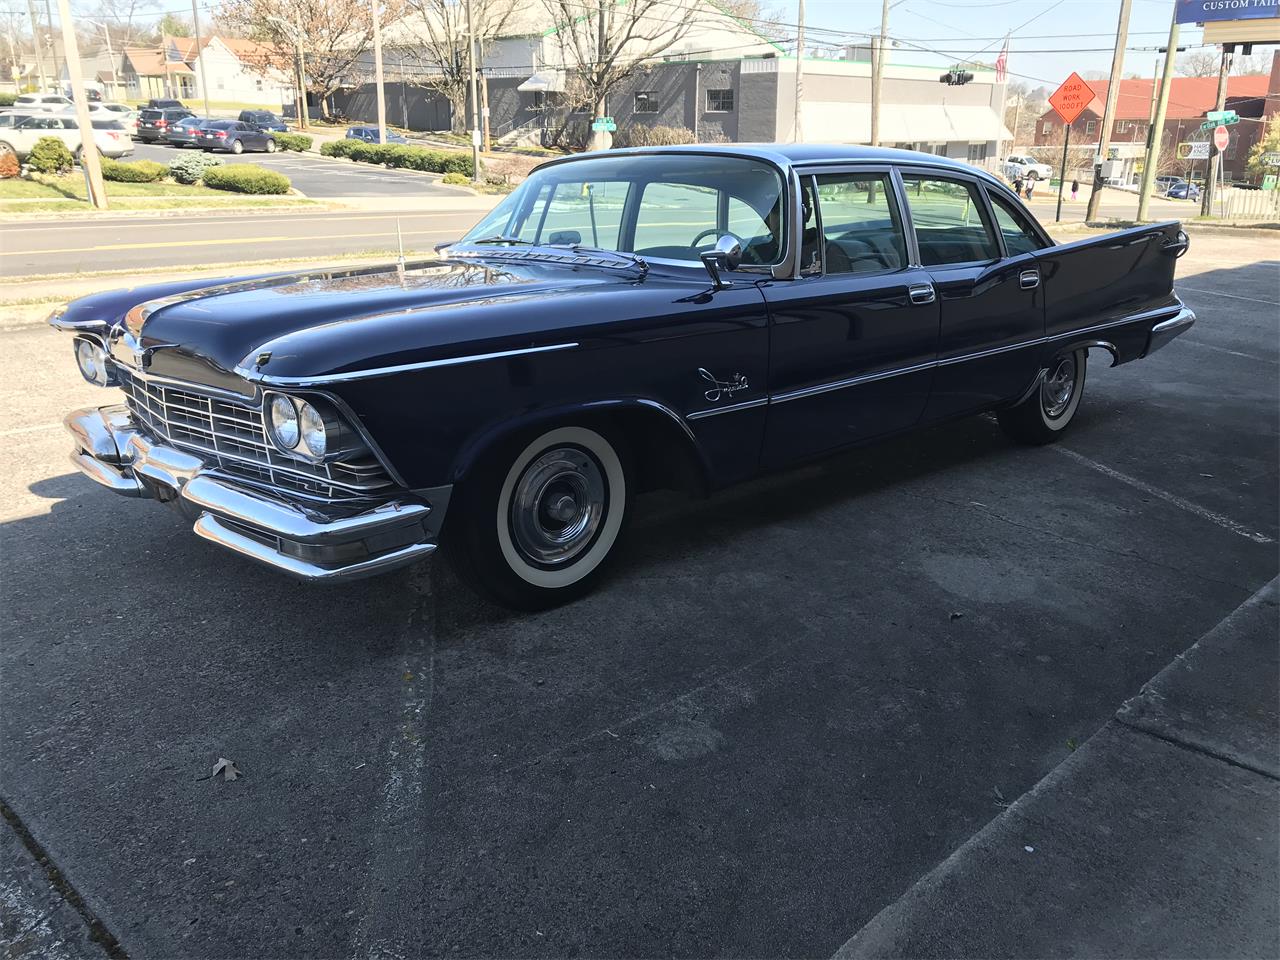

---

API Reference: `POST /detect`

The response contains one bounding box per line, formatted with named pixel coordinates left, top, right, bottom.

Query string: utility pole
left=1086, top=0, right=1132, bottom=222
left=371, top=0, right=387, bottom=144
left=42, top=0, right=61, bottom=89
left=294, top=12, right=309, bottom=129
left=480, top=71, right=491, bottom=151
left=870, top=0, right=889, bottom=146
left=794, top=0, right=804, bottom=142
left=25, top=0, right=48, bottom=91
left=1200, top=47, right=1231, bottom=216
left=189, top=0, right=210, bottom=118
left=1136, top=7, right=1178, bottom=222
left=55, top=0, right=106, bottom=208
left=465, top=0, right=481, bottom=180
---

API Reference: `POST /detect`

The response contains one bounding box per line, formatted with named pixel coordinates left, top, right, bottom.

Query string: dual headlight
left=266, top=393, right=356, bottom=462
left=74, top=337, right=118, bottom=387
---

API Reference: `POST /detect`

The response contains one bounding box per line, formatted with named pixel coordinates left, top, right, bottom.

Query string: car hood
left=77, top=257, right=654, bottom=393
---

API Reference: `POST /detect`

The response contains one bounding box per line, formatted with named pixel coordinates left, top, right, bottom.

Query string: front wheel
left=265, top=139, right=277, bottom=153
left=449, top=425, right=630, bottom=610
left=998, top=349, right=1087, bottom=445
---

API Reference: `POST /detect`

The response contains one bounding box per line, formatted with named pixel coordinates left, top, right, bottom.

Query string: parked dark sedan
left=136, top=106, right=194, bottom=143
left=195, top=119, right=277, bottom=153
left=49, top=145, right=1194, bottom=609
left=345, top=125, right=408, bottom=143
left=239, top=109, right=288, bottom=132
left=163, top=115, right=209, bottom=148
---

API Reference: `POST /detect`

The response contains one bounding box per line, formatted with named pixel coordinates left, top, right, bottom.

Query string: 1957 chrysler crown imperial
left=50, top=145, right=1194, bottom=608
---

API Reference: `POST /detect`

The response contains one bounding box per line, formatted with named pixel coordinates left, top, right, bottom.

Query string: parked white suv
left=13, top=93, right=74, bottom=113
left=1002, top=154, right=1054, bottom=181
left=0, top=115, right=133, bottom=160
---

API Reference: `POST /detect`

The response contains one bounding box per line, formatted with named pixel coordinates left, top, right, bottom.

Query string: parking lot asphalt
left=130, top=140, right=462, bottom=198
left=0, top=235, right=1276, bottom=957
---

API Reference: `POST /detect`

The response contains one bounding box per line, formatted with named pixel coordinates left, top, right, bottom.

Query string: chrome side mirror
left=700, top=234, right=742, bottom=290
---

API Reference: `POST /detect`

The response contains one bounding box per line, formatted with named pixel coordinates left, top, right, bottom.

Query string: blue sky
left=799, top=0, right=1274, bottom=88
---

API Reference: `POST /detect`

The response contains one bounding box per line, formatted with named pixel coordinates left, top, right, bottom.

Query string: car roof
left=537, top=143, right=1003, bottom=186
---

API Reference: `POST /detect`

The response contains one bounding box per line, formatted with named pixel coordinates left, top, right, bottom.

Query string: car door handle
left=1019, top=269, right=1040, bottom=290
left=908, top=283, right=936, bottom=305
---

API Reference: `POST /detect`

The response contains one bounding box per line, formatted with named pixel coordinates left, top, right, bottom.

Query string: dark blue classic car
left=49, top=145, right=1194, bottom=608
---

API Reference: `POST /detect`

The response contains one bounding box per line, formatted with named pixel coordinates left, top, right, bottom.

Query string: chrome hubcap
left=510, top=446, right=606, bottom=566
left=1042, top=356, right=1076, bottom=418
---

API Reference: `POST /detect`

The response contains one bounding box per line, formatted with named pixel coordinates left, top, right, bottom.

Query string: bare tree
left=72, top=0, right=159, bottom=46
left=1175, top=50, right=1219, bottom=78
left=713, top=0, right=784, bottom=38
left=218, top=0, right=393, bottom=108
left=398, top=0, right=516, bottom=133
left=541, top=0, right=699, bottom=143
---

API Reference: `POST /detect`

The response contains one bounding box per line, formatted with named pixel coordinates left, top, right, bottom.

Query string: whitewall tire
left=998, top=349, right=1088, bottom=445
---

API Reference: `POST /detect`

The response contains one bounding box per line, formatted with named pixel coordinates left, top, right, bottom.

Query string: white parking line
left=0, top=423, right=62, bottom=437
left=1177, top=285, right=1279, bottom=306
left=1054, top=446, right=1275, bottom=545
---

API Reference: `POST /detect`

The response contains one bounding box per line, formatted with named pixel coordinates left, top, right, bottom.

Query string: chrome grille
left=117, top=367, right=393, bottom=501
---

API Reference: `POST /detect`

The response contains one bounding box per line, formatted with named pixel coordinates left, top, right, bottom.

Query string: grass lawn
left=0, top=175, right=318, bottom=212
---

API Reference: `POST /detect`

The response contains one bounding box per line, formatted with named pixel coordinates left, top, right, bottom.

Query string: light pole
left=55, top=0, right=106, bottom=208
left=1086, top=0, right=1132, bottom=222
left=465, top=0, right=481, bottom=181
left=794, top=0, right=804, bottom=142
left=24, top=0, right=48, bottom=91
left=870, top=0, right=889, bottom=146
left=189, top=0, right=211, bottom=118
left=84, top=20, right=117, bottom=102
left=371, top=0, right=387, bottom=143
left=1136, top=11, right=1181, bottom=222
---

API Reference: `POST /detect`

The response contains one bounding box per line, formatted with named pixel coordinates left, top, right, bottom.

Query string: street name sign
left=1048, top=72, right=1093, bottom=125
left=591, top=116, right=618, bottom=132
left=1206, top=109, right=1238, bottom=124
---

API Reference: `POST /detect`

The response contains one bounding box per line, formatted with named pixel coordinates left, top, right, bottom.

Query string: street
left=0, top=207, right=495, bottom=277
left=0, top=233, right=1274, bottom=957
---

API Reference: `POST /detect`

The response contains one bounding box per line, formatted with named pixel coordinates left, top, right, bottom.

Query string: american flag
left=995, top=37, right=1009, bottom=83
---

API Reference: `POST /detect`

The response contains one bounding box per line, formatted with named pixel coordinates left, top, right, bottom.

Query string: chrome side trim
left=937, top=338, right=1041, bottom=367
left=686, top=397, right=769, bottom=420
left=770, top=358, right=938, bottom=405
left=235, top=341, right=581, bottom=387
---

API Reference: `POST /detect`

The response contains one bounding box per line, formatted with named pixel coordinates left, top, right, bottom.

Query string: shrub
left=201, top=163, right=291, bottom=194
left=168, top=152, right=222, bottom=185
left=612, top=124, right=696, bottom=148
left=271, top=131, right=312, bottom=152
left=27, top=136, right=74, bottom=175
left=441, top=171, right=469, bottom=185
left=0, top=92, right=15, bottom=107
left=320, top=138, right=474, bottom=176
left=0, top=152, right=18, bottom=179
left=99, top=158, right=167, bottom=182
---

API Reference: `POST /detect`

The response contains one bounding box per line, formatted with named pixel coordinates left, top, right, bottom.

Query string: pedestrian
left=1025, top=178, right=1035, bottom=200
left=1013, top=175, right=1023, bottom=197
left=1071, top=178, right=1079, bottom=201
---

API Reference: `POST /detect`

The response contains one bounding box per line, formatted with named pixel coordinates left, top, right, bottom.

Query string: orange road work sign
left=1049, top=72, right=1093, bottom=126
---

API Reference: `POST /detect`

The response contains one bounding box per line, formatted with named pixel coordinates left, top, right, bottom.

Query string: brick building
left=1033, top=51, right=1278, bottom=181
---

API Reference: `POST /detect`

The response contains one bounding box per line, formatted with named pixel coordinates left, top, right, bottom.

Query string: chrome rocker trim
left=64, top=404, right=442, bottom=582
left=1144, top=306, right=1196, bottom=357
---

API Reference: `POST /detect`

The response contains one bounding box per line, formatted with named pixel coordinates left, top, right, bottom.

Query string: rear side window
left=813, top=173, right=907, bottom=275
left=988, top=193, right=1044, bottom=257
left=901, top=175, right=999, bottom=266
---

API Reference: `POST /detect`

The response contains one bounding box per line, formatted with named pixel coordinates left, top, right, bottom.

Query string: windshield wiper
left=466, top=235, right=534, bottom=245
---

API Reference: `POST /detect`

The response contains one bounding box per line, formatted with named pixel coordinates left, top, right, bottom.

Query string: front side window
left=988, top=193, right=1044, bottom=257
left=462, top=155, right=785, bottom=267
left=634, top=91, right=658, bottom=114
left=813, top=173, right=907, bottom=275
left=706, top=89, right=734, bottom=112
left=901, top=175, right=999, bottom=266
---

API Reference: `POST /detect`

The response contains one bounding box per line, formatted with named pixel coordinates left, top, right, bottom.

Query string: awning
left=799, top=102, right=1012, bottom=144
left=517, top=70, right=565, bottom=93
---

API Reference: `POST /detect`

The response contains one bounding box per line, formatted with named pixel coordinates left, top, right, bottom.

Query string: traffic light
left=939, top=68, right=974, bottom=86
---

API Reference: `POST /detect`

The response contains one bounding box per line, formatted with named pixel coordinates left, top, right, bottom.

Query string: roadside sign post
left=1047, top=72, right=1091, bottom=223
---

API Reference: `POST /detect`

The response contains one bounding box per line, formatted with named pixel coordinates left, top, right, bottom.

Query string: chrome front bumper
left=65, top=405, right=443, bottom=581
left=1145, top=306, right=1196, bottom=357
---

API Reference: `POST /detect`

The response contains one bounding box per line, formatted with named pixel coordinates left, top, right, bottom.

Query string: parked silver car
left=0, top=115, right=133, bottom=160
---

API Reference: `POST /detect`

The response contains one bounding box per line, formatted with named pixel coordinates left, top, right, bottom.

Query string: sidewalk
left=836, top=577, right=1279, bottom=959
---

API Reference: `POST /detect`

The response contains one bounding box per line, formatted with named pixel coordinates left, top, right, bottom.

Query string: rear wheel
left=1025, top=170, right=1041, bottom=181
left=449, top=425, right=630, bottom=610
left=998, top=349, right=1087, bottom=445
left=230, top=139, right=244, bottom=155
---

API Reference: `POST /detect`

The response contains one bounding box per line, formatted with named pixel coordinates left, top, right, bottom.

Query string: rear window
left=141, top=109, right=162, bottom=119
left=207, top=120, right=235, bottom=129
left=91, top=119, right=124, bottom=130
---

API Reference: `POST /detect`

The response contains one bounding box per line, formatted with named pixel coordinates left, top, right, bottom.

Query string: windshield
left=460, top=153, right=787, bottom=267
